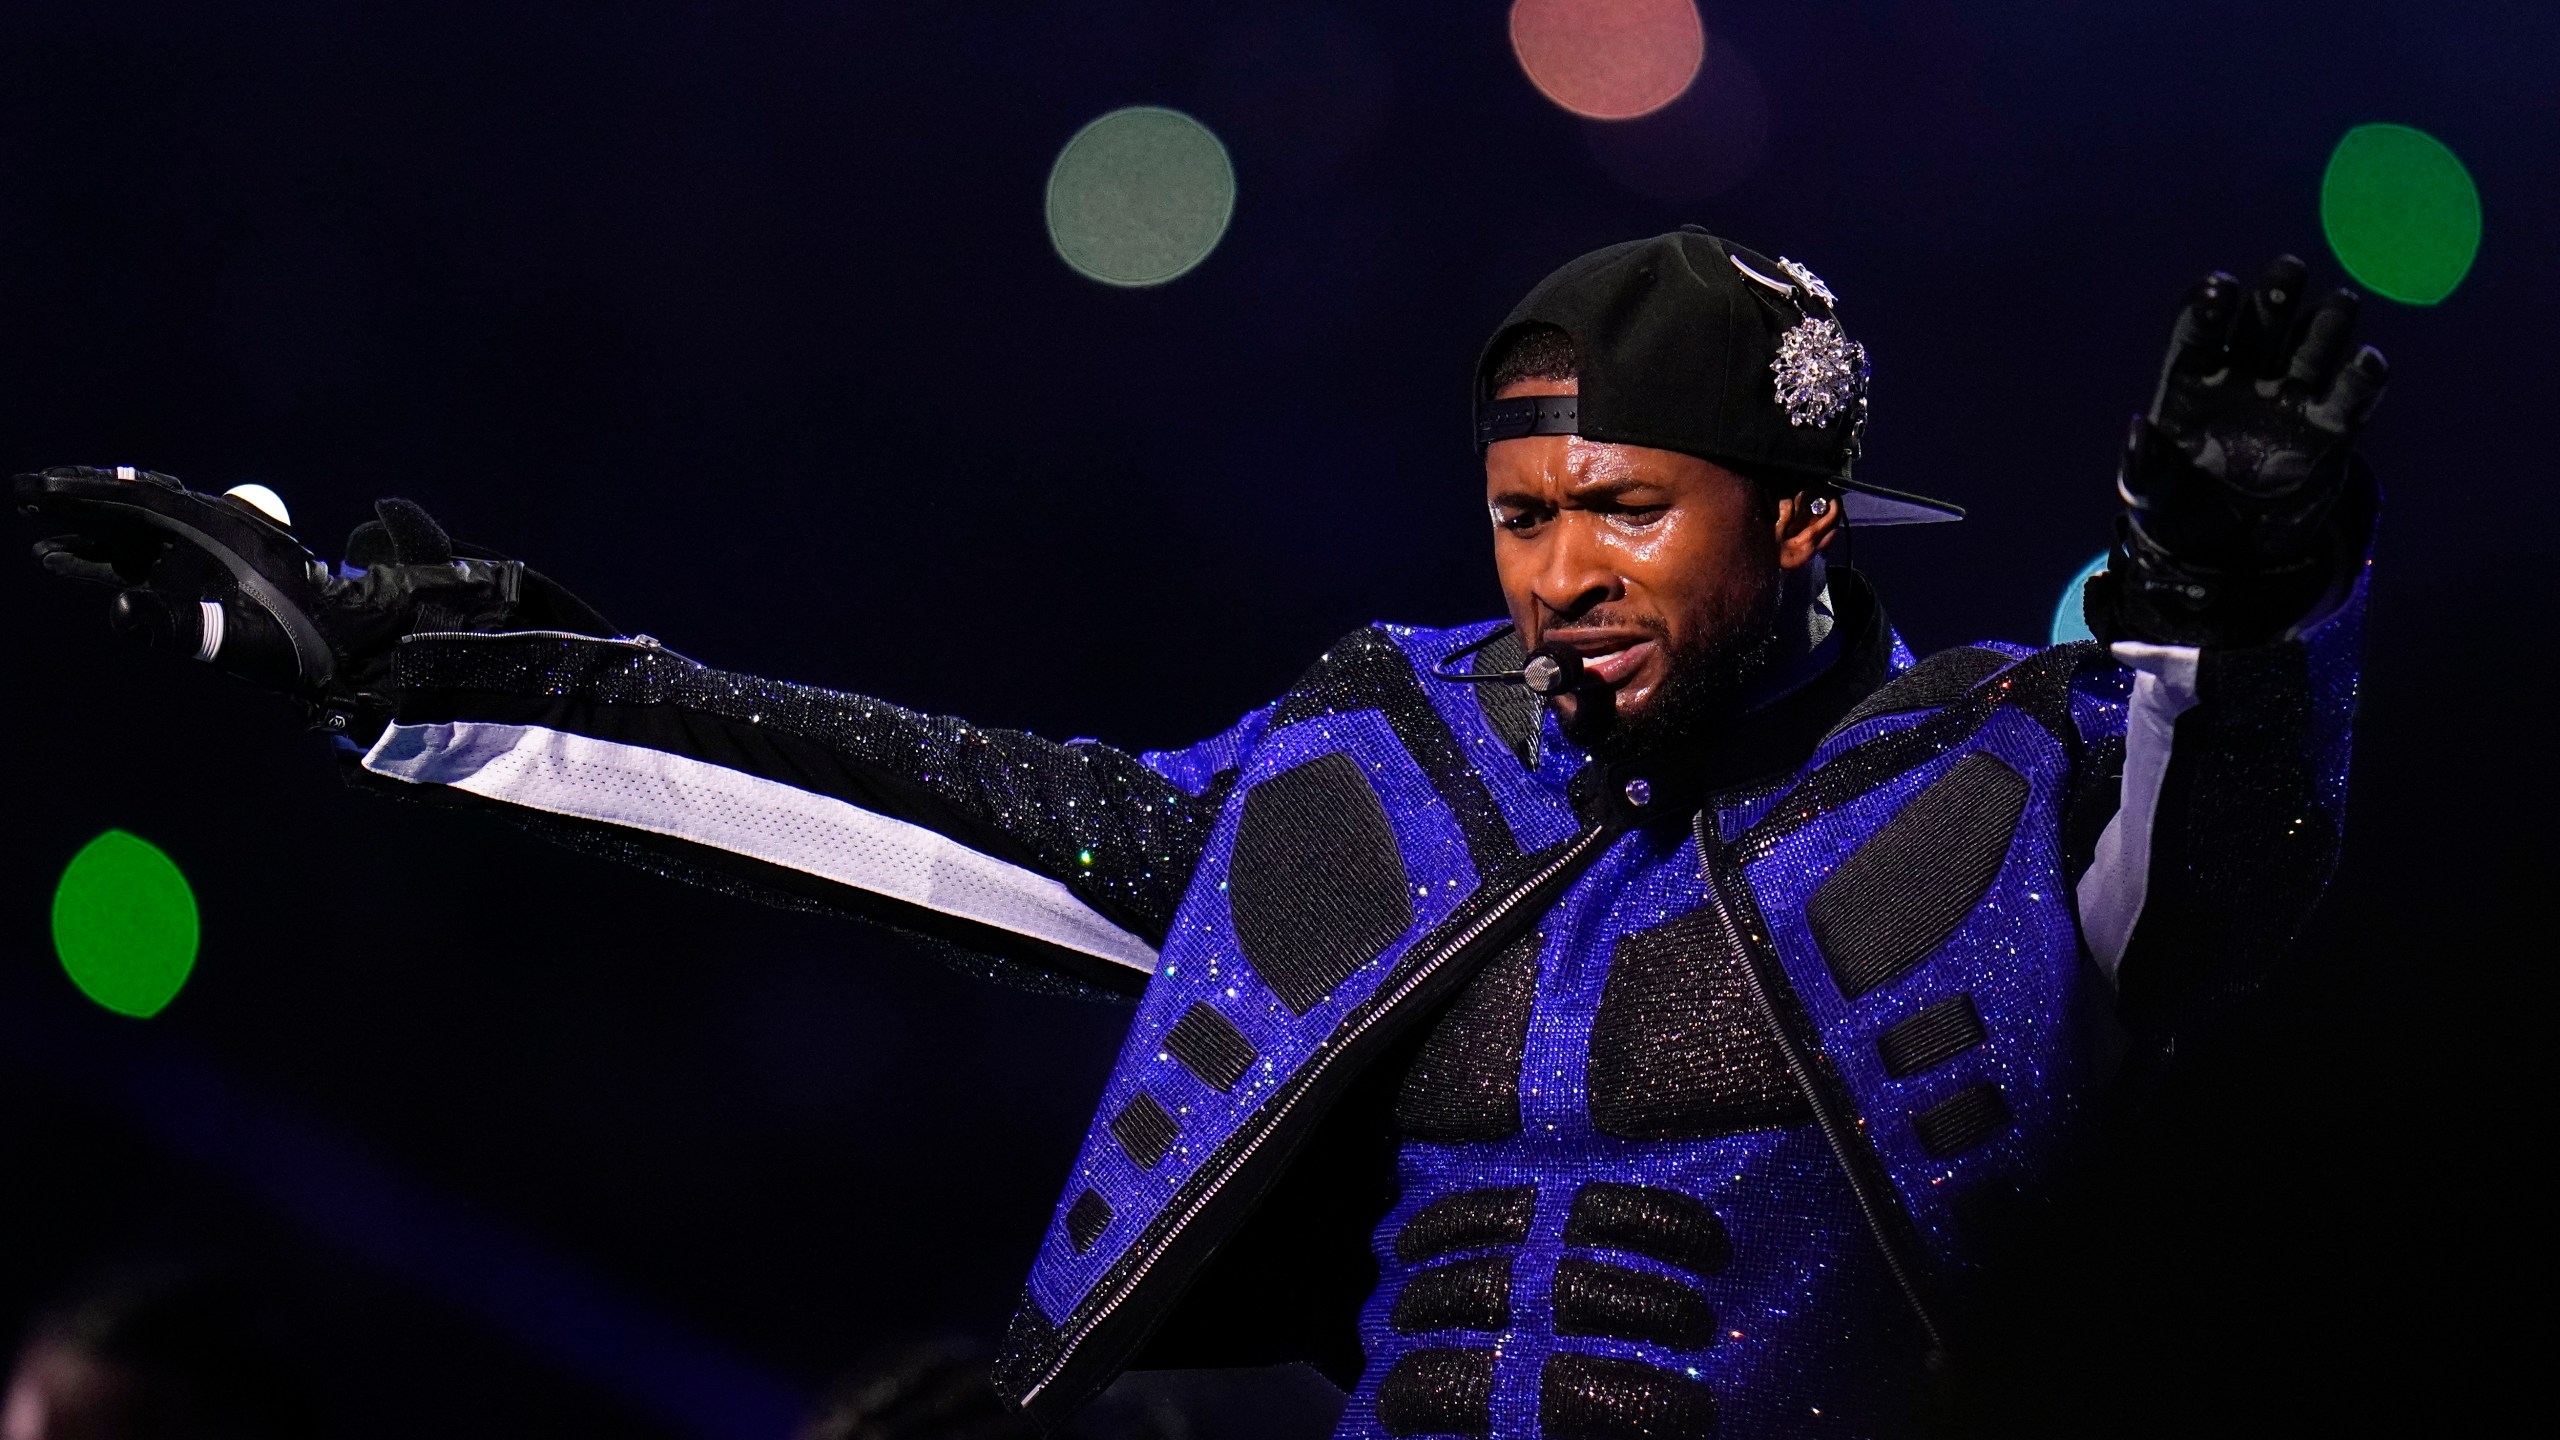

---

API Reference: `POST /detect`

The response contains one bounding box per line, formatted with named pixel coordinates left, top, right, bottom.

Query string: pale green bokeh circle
left=1046, top=107, right=1236, bottom=287
left=2320, top=123, right=2481, bottom=306
left=53, top=829, right=199, bottom=1018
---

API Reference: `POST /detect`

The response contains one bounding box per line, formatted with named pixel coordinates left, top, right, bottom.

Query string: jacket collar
left=1569, top=566, right=1899, bottom=828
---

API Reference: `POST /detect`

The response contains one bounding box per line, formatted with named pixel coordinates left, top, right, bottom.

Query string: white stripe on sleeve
left=362, top=720, right=1158, bottom=975
left=2076, top=641, right=2201, bottom=983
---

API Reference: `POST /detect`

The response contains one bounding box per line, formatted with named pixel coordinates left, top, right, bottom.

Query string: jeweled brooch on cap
left=1771, top=316, right=1868, bottom=429
left=1776, top=256, right=1836, bottom=308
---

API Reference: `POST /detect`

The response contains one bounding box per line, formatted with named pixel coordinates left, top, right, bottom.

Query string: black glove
left=2089, top=254, right=2389, bottom=648
left=17, top=466, right=615, bottom=734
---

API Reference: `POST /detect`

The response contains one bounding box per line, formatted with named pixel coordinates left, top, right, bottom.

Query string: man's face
left=1484, top=376, right=1836, bottom=751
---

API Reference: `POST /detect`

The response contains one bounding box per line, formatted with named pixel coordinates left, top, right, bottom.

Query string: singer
left=16, top=229, right=2386, bottom=1438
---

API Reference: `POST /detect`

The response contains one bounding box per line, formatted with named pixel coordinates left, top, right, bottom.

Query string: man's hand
left=2096, top=255, right=2388, bottom=648
left=17, top=467, right=613, bottom=735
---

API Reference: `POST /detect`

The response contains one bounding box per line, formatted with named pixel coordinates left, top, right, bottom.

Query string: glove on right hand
left=18, top=466, right=615, bottom=734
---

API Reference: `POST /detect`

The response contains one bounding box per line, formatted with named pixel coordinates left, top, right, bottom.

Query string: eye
left=1491, top=502, right=1548, bottom=533
left=1604, top=502, right=1671, bottom=529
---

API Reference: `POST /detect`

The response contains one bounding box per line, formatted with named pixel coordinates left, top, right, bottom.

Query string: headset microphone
left=1430, top=625, right=1595, bottom=698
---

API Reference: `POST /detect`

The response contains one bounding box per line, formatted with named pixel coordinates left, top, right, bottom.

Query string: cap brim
left=1839, top=480, right=1964, bottom=526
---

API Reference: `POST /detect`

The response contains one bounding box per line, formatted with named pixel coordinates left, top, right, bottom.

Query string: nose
left=1531, top=515, right=1622, bottom=625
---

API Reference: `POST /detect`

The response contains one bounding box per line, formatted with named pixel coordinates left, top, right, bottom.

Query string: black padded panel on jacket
left=1110, top=1091, right=1179, bottom=1169
left=1165, top=1001, right=1256, bottom=1092
left=1913, top=1082, right=2011, bottom=1158
left=1396, top=1188, right=1538, bottom=1265
left=1827, top=644, right=2014, bottom=736
left=1539, top=1352, right=1718, bottom=1440
left=1065, top=1190, right=1112, bottom=1253
left=1806, top=752, right=2031, bottom=999
left=1587, top=911, right=1810, bottom=1140
left=1390, top=1254, right=1515, bottom=1335
left=1395, top=931, right=1541, bottom=1142
left=1469, top=628, right=1542, bottom=762
left=1551, top=1258, right=1717, bottom=1349
left=1228, top=752, right=1417, bottom=1014
left=1377, top=1347, right=1496, bottom=1438
left=1563, top=1183, right=1730, bottom=1278
left=1875, top=995, right=1986, bottom=1079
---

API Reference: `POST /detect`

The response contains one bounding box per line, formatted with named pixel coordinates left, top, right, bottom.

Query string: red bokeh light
left=1509, top=0, right=1706, bottom=121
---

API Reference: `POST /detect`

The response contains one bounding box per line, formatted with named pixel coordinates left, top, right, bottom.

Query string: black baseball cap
left=1474, top=226, right=1962, bottom=526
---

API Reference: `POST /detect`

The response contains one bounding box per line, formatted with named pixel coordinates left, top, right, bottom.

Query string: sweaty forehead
left=1486, top=433, right=1713, bottom=497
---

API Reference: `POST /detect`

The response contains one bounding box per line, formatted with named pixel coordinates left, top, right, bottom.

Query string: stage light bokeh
left=53, top=829, right=199, bottom=1018
left=2321, top=123, right=2480, bottom=306
left=1582, top=30, right=1767, bottom=200
left=1046, top=107, right=1236, bottom=288
left=1510, top=0, right=1704, bottom=121
left=2050, top=553, right=2109, bottom=646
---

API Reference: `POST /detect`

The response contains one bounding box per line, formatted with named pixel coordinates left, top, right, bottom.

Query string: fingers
left=2150, top=270, right=2243, bottom=422
left=34, top=536, right=129, bottom=586
left=2308, top=344, right=2389, bottom=434
left=2285, top=289, right=2361, bottom=390
left=2228, top=254, right=2310, bottom=382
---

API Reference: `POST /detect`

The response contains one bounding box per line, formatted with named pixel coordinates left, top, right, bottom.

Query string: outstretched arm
left=2068, top=255, right=2387, bottom=1035
left=14, top=470, right=1242, bottom=998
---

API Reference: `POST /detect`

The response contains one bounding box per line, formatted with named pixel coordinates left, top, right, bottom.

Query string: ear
left=1773, top=489, right=1845, bottom=569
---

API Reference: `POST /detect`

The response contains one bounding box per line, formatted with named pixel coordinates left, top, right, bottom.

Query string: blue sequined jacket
left=357, top=565, right=2363, bottom=1438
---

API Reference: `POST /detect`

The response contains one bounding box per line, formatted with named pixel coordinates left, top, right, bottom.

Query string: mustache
left=1538, top=608, right=1670, bottom=642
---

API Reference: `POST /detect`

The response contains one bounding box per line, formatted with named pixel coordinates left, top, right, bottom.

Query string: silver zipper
left=1021, top=820, right=1618, bottom=1406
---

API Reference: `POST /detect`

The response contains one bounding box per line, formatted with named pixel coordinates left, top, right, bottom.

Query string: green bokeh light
left=53, top=830, right=199, bottom=1018
left=2320, top=123, right=2480, bottom=306
left=1045, top=107, right=1236, bottom=288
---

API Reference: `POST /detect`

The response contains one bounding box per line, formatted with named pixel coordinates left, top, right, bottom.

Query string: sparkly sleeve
left=349, top=630, right=1233, bottom=998
left=2076, top=572, right=2366, bottom=1034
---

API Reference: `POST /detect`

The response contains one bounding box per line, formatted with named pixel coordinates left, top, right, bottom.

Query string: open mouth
left=1549, top=633, right=1657, bottom=688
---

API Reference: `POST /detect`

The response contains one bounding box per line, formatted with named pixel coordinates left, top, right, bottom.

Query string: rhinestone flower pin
left=1771, top=316, right=1868, bottom=429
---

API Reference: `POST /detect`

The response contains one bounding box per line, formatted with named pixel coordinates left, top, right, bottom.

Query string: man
left=17, top=229, right=2386, bottom=1438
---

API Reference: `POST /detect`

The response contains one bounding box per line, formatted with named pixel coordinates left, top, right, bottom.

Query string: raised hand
left=2101, top=255, right=2388, bottom=647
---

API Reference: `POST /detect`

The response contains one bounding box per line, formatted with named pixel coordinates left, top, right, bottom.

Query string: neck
left=1739, top=554, right=1838, bottom=714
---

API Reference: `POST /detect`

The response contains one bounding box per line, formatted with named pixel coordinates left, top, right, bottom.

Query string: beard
left=1561, top=561, right=1788, bottom=765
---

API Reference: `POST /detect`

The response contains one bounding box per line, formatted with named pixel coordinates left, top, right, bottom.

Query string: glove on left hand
left=2094, top=254, right=2389, bottom=648
left=17, top=467, right=614, bottom=734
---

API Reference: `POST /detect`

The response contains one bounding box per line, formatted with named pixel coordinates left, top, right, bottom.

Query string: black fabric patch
left=1165, top=1002, right=1256, bottom=1092
left=1396, top=1188, right=1538, bottom=1265
left=1395, top=931, right=1541, bottom=1142
left=1736, top=643, right=2098, bottom=868
left=1876, top=995, right=1986, bottom=1079
left=1587, top=911, right=1811, bottom=1141
left=1065, top=1190, right=1113, bottom=1253
left=1390, top=1254, right=1515, bottom=1335
left=1806, top=752, right=2032, bottom=999
left=1468, top=628, right=1542, bottom=763
left=1551, top=1258, right=1717, bottom=1349
left=1269, top=627, right=1521, bottom=871
left=1538, top=1352, right=1718, bottom=1440
left=1377, top=1347, right=1497, bottom=1438
left=1110, top=1092, right=1179, bottom=1169
left=1228, top=752, right=1417, bottom=1014
left=1827, top=645, right=2016, bottom=737
left=1913, top=1082, right=2011, bottom=1158
left=1563, top=1184, right=1730, bottom=1278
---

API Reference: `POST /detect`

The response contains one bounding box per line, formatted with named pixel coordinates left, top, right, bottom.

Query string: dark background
left=1, top=2, right=2549, bottom=1435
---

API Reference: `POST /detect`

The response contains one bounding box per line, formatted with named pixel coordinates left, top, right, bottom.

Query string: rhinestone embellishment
left=1771, top=317, right=1869, bottom=429
left=1776, top=256, right=1836, bottom=308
